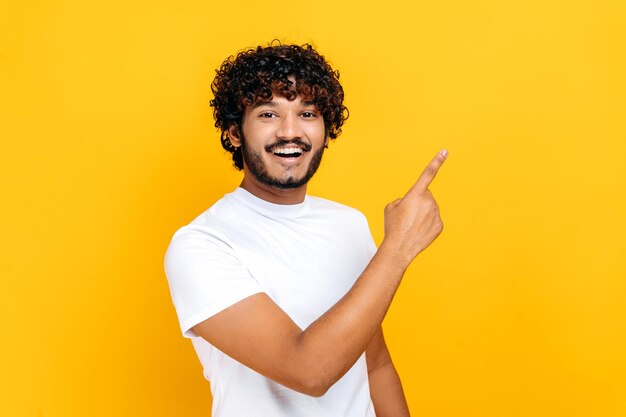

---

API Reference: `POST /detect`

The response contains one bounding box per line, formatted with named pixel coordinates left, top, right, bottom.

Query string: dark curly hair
left=210, top=42, right=348, bottom=170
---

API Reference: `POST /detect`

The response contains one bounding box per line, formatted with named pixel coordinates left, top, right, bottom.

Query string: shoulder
left=306, top=196, right=373, bottom=239
left=307, top=195, right=378, bottom=256
left=308, top=195, right=369, bottom=223
left=165, top=195, right=241, bottom=260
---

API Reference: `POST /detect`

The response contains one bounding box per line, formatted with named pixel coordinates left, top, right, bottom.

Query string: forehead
left=252, top=94, right=315, bottom=109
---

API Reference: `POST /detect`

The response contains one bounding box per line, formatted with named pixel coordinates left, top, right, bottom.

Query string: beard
left=240, top=136, right=326, bottom=190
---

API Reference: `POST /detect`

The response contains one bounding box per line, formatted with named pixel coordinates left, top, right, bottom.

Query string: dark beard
left=240, top=136, right=325, bottom=190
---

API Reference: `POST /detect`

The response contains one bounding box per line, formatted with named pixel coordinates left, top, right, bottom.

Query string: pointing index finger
left=406, top=149, right=448, bottom=196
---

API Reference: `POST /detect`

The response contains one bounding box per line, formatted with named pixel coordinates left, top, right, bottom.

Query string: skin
left=200, top=91, right=447, bottom=415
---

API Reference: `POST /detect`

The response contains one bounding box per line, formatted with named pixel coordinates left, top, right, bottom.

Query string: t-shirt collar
left=229, top=187, right=311, bottom=218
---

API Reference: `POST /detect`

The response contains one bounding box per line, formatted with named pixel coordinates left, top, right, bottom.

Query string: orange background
left=1, top=1, right=625, bottom=416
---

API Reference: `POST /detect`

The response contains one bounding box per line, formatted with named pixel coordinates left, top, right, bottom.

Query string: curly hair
left=210, top=42, right=348, bottom=170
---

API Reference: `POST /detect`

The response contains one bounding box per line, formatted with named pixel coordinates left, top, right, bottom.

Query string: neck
left=239, top=174, right=307, bottom=205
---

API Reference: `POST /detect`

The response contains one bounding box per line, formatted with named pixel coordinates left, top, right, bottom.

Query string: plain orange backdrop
left=1, top=1, right=625, bottom=416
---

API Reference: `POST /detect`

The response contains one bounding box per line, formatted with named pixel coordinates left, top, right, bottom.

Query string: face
left=229, top=93, right=328, bottom=190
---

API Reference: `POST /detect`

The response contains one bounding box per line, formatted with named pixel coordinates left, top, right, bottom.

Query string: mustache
left=265, top=139, right=312, bottom=153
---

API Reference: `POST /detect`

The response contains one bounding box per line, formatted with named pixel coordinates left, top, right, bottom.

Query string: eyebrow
left=253, top=101, right=276, bottom=108
left=252, top=100, right=316, bottom=109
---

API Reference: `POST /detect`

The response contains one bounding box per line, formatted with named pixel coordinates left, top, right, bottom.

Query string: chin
left=270, top=176, right=309, bottom=190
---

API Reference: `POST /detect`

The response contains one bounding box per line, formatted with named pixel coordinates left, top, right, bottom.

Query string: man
left=165, top=43, right=447, bottom=417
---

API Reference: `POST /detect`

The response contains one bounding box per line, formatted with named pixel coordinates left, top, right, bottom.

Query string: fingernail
left=440, top=149, right=448, bottom=158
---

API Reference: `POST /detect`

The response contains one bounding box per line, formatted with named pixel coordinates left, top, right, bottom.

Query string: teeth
left=273, top=147, right=302, bottom=155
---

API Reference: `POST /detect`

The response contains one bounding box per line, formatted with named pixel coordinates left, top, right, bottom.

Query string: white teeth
left=273, top=147, right=302, bottom=155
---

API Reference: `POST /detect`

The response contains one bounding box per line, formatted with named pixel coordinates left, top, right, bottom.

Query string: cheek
left=242, top=124, right=272, bottom=146
left=305, top=121, right=326, bottom=143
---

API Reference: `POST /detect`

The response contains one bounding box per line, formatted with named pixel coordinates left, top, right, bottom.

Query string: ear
left=324, top=135, right=330, bottom=148
left=228, top=125, right=242, bottom=147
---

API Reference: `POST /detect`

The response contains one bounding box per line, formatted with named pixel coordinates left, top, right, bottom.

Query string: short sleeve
left=358, top=211, right=378, bottom=260
left=366, top=232, right=377, bottom=259
left=164, top=227, right=263, bottom=338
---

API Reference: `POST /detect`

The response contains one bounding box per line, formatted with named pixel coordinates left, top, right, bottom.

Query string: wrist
left=377, top=239, right=413, bottom=272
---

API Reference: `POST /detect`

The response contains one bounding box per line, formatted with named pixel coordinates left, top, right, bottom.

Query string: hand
left=382, top=149, right=447, bottom=267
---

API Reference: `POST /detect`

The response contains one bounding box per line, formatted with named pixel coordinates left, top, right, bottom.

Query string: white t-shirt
left=164, top=187, right=378, bottom=417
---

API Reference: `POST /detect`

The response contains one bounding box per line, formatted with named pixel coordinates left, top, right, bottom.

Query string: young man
left=165, top=43, right=447, bottom=417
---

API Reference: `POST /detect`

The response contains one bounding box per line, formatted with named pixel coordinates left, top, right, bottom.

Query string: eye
left=301, top=111, right=317, bottom=118
left=259, top=112, right=276, bottom=118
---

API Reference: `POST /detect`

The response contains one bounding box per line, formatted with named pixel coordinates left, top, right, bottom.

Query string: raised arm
left=192, top=150, right=448, bottom=397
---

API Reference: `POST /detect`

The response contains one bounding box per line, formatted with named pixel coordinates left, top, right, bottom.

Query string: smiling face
left=228, top=93, right=328, bottom=193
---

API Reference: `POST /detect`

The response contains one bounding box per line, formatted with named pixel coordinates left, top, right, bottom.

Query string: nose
left=275, top=112, right=303, bottom=140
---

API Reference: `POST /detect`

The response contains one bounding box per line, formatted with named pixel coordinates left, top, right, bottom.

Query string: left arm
left=365, top=325, right=411, bottom=417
